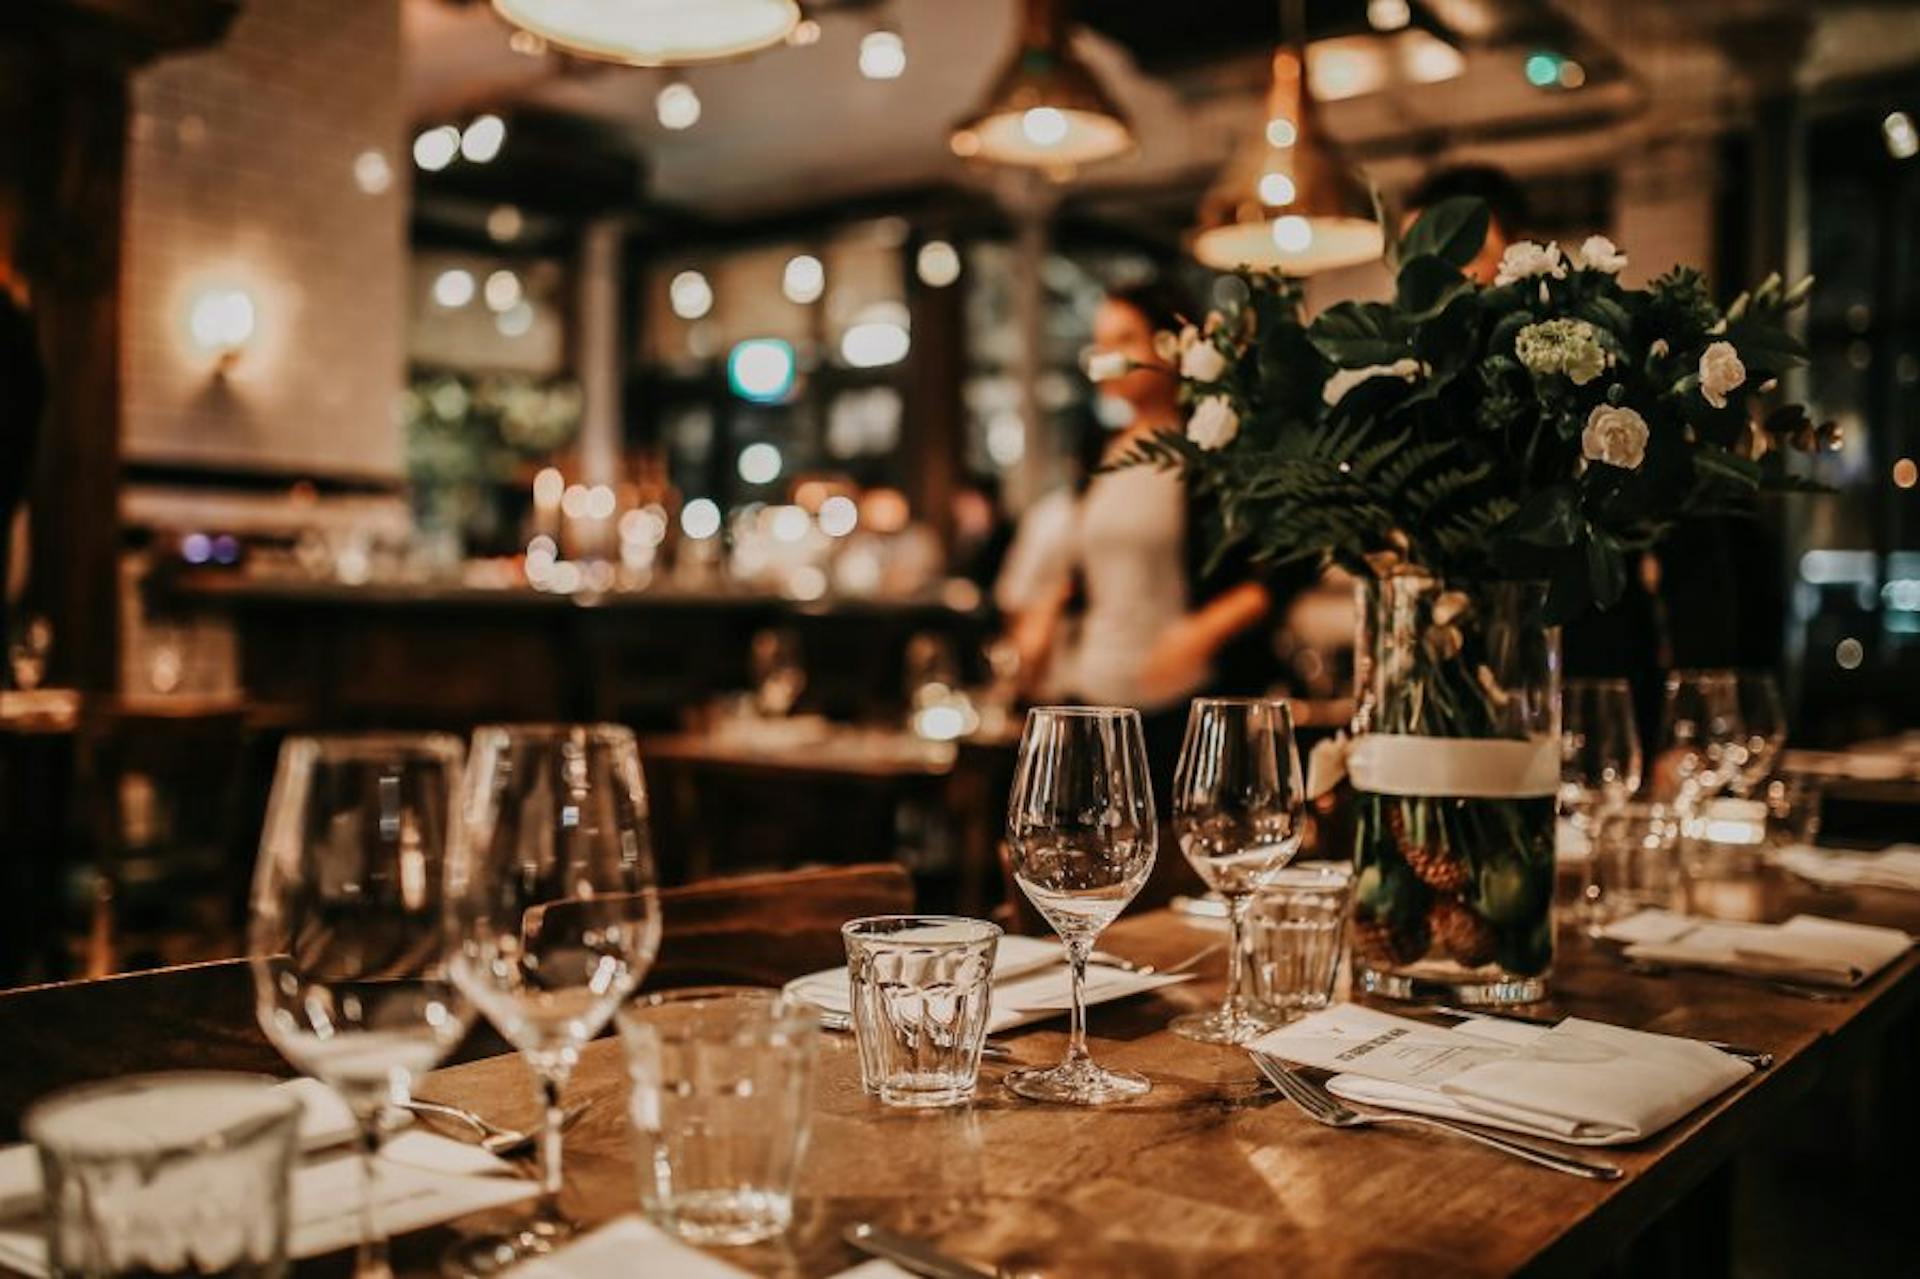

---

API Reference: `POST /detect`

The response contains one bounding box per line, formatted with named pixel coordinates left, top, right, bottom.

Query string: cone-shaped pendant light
left=492, top=0, right=799, bottom=68
left=1189, top=8, right=1383, bottom=274
left=951, top=0, right=1134, bottom=168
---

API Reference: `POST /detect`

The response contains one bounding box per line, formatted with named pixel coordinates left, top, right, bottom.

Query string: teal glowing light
left=1525, top=51, right=1564, bottom=89
left=728, top=338, right=796, bottom=403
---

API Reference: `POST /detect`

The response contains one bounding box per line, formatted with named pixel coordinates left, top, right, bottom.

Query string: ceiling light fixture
left=950, top=0, right=1132, bottom=168
left=491, top=0, right=799, bottom=68
left=1189, top=0, right=1383, bottom=275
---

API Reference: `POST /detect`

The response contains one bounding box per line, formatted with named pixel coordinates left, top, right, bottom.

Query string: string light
left=412, top=126, right=459, bottom=171
left=781, top=254, right=825, bottom=304
left=859, top=28, right=906, bottom=79
left=432, top=269, right=475, bottom=308
left=669, top=270, right=714, bottom=319
left=460, top=114, right=506, bottom=163
left=656, top=80, right=702, bottom=130
left=916, top=240, right=962, bottom=288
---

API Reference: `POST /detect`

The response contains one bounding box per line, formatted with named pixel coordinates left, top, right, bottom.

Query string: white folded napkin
left=1603, top=909, right=1915, bottom=986
left=0, top=1082, right=535, bottom=1277
left=784, top=934, right=1193, bottom=1034
left=1251, top=1004, right=1752, bottom=1146
left=518, top=1215, right=918, bottom=1279
left=1775, top=844, right=1920, bottom=893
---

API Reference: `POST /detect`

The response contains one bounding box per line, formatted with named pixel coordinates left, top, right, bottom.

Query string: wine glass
left=1169, top=698, right=1305, bottom=1044
left=249, top=733, right=474, bottom=1279
left=1731, top=671, right=1787, bottom=798
left=1561, top=678, right=1644, bottom=829
left=446, top=724, right=662, bottom=1261
left=1657, top=670, right=1744, bottom=812
left=1004, top=706, right=1157, bottom=1105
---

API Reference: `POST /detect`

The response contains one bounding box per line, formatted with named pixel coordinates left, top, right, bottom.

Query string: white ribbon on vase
left=1348, top=734, right=1559, bottom=799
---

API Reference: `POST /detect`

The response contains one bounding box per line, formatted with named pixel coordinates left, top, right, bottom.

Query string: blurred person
left=950, top=475, right=1014, bottom=596
left=1002, top=281, right=1276, bottom=789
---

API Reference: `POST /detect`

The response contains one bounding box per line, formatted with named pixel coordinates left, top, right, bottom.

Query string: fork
left=1250, top=1053, right=1622, bottom=1181
left=1089, top=942, right=1224, bottom=977
left=398, top=1097, right=594, bottom=1157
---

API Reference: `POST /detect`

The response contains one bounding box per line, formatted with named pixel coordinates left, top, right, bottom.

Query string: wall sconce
left=187, top=287, right=256, bottom=372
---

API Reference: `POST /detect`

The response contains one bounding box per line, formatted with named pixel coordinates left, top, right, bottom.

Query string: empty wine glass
left=1004, top=706, right=1157, bottom=1105
left=1169, top=698, right=1305, bottom=1045
left=1657, top=670, right=1744, bottom=812
left=1731, top=671, right=1787, bottom=798
left=446, top=724, right=662, bottom=1263
left=249, top=733, right=474, bottom=1279
left=1561, top=678, right=1644, bottom=830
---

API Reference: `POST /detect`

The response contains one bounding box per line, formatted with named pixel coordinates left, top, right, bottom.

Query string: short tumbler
left=616, top=988, right=818, bottom=1246
left=842, top=916, right=1001, bottom=1108
left=1246, top=864, right=1352, bottom=1019
left=26, top=1073, right=301, bottom=1279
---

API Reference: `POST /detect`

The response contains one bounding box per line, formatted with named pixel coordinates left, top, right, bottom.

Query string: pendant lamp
left=951, top=0, right=1133, bottom=168
left=491, top=0, right=799, bottom=68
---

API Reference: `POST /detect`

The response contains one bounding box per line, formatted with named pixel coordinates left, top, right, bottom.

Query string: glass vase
left=1348, top=575, right=1560, bottom=1005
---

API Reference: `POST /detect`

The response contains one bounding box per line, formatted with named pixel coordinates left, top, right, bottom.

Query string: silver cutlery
left=1618, top=956, right=1851, bottom=1002
left=398, top=1096, right=593, bottom=1158
left=844, top=1222, right=1000, bottom=1279
left=816, top=1010, right=1015, bottom=1061
left=1089, top=942, right=1223, bottom=977
left=1431, top=1005, right=1774, bottom=1069
left=1250, top=1052, right=1623, bottom=1181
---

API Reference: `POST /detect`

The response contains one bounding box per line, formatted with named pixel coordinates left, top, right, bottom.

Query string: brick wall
left=121, top=0, right=407, bottom=480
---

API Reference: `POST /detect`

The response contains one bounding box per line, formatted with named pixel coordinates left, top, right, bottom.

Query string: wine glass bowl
left=1169, top=698, right=1306, bottom=1044
left=1561, top=678, right=1644, bottom=829
left=1657, top=670, right=1745, bottom=812
left=248, top=732, right=473, bottom=1279
left=1003, top=706, right=1157, bottom=1105
left=1732, top=671, right=1787, bottom=798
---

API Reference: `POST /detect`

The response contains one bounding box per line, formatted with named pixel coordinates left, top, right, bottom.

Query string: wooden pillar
left=0, top=2, right=236, bottom=692
left=905, top=232, right=965, bottom=551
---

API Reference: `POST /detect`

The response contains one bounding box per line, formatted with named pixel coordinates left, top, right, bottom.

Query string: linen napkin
left=1603, top=910, right=1915, bottom=986
left=518, top=1215, right=918, bottom=1279
left=1251, top=1004, right=1752, bottom=1146
left=0, top=1081, right=536, bottom=1277
left=1774, top=844, right=1920, bottom=893
left=784, top=933, right=1193, bottom=1034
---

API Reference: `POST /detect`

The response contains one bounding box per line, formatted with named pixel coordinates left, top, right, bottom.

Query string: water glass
left=1560, top=677, right=1643, bottom=826
left=1580, top=802, right=1684, bottom=933
left=1732, top=671, right=1787, bottom=798
left=27, top=1073, right=301, bottom=1279
left=616, top=989, right=818, bottom=1247
left=1657, top=670, right=1744, bottom=811
left=842, top=916, right=1001, bottom=1108
left=1246, top=864, right=1351, bottom=1019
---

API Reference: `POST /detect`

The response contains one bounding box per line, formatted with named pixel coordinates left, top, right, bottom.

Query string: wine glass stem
left=1064, top=935, right=1093, bottom=1069
left=537, top=1072, right=566, bottom=1203
left=1223, top=894, right=1251, bottom=1021
left=351, top=1107, right=391, bottom=1279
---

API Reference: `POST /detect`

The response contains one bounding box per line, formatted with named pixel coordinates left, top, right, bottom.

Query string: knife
left=844, top=1222, right=1000, bottom=1279
left=1433, top=1006, right=1773, bottom=1069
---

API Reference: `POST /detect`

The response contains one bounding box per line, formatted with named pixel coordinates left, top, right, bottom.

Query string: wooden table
left=2, top=878, right=1916, bottom=1276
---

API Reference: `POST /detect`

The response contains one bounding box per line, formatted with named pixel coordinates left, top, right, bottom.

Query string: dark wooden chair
left=0, top=862, right=914, bottom=1136
left=644, top=862, right=914, bottom=989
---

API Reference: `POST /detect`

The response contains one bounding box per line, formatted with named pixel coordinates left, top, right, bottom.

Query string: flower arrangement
left=1122, top=199, right=1827, bottom=1001
left=1122, top=197, right=1829, bottom=622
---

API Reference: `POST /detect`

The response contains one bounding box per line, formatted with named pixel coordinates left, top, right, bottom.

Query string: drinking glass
left=248, top=733, right=472, bottom=1279
left=616, top=988, right=818, bottom=1246
left=1731, top=671, right=1787, bottom=798
left=446, top=724, right=662, bottom=1262
left=1657, top=670, right=1744, bottom=812
left=1003, top=706, right=1157, bottom=1105
left=1561, top=678, right=1643, bottom=830
left=1246, top=864, right=1351, bottom=1020
left=842, top=916, right=1000, bottom=1108
left=1168, top=697, right=1306, bottom=1044
left=1580, top=801, right=1684, bottom=932
left=27, top=1073, right=302, bottom=1279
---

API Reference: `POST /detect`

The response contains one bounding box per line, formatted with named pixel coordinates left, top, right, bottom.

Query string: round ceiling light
left=491, top=0, right=799, bottom=68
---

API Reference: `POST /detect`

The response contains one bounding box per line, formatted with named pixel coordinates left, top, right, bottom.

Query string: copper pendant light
left=951, top=0, right=1134, bottom=168
left=1189, top=3, right=1383, bottom=274
left=491, top=0, right=799, bottom=68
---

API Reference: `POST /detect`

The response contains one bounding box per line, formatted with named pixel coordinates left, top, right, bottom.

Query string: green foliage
left=1124, top=199, right=1827, bottom=622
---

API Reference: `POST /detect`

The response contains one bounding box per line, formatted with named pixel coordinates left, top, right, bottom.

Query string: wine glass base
left=1005, top=1060, right=1150, bottom=1105
left=1169, top=1006, right=1278, bottom=1045
left=441, top=1217, right=573, bottom=1276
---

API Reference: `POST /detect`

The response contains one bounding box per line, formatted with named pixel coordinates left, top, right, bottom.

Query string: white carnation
left=1493, top=240, right=1568, bottom=287
left=1186, top=395, right=1240, bottom=451
left=1581, top=404, right=1650, bottom=471
left=1321, top=357, right=1425, bottom=406
left=1573, top=234, right=1628, bottom=274
left=1180, top=340, right=1228, bottom=383
left=1086, top=351, right=1130, bottom=383
left=1698, top=340, right=1746, bottom=409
